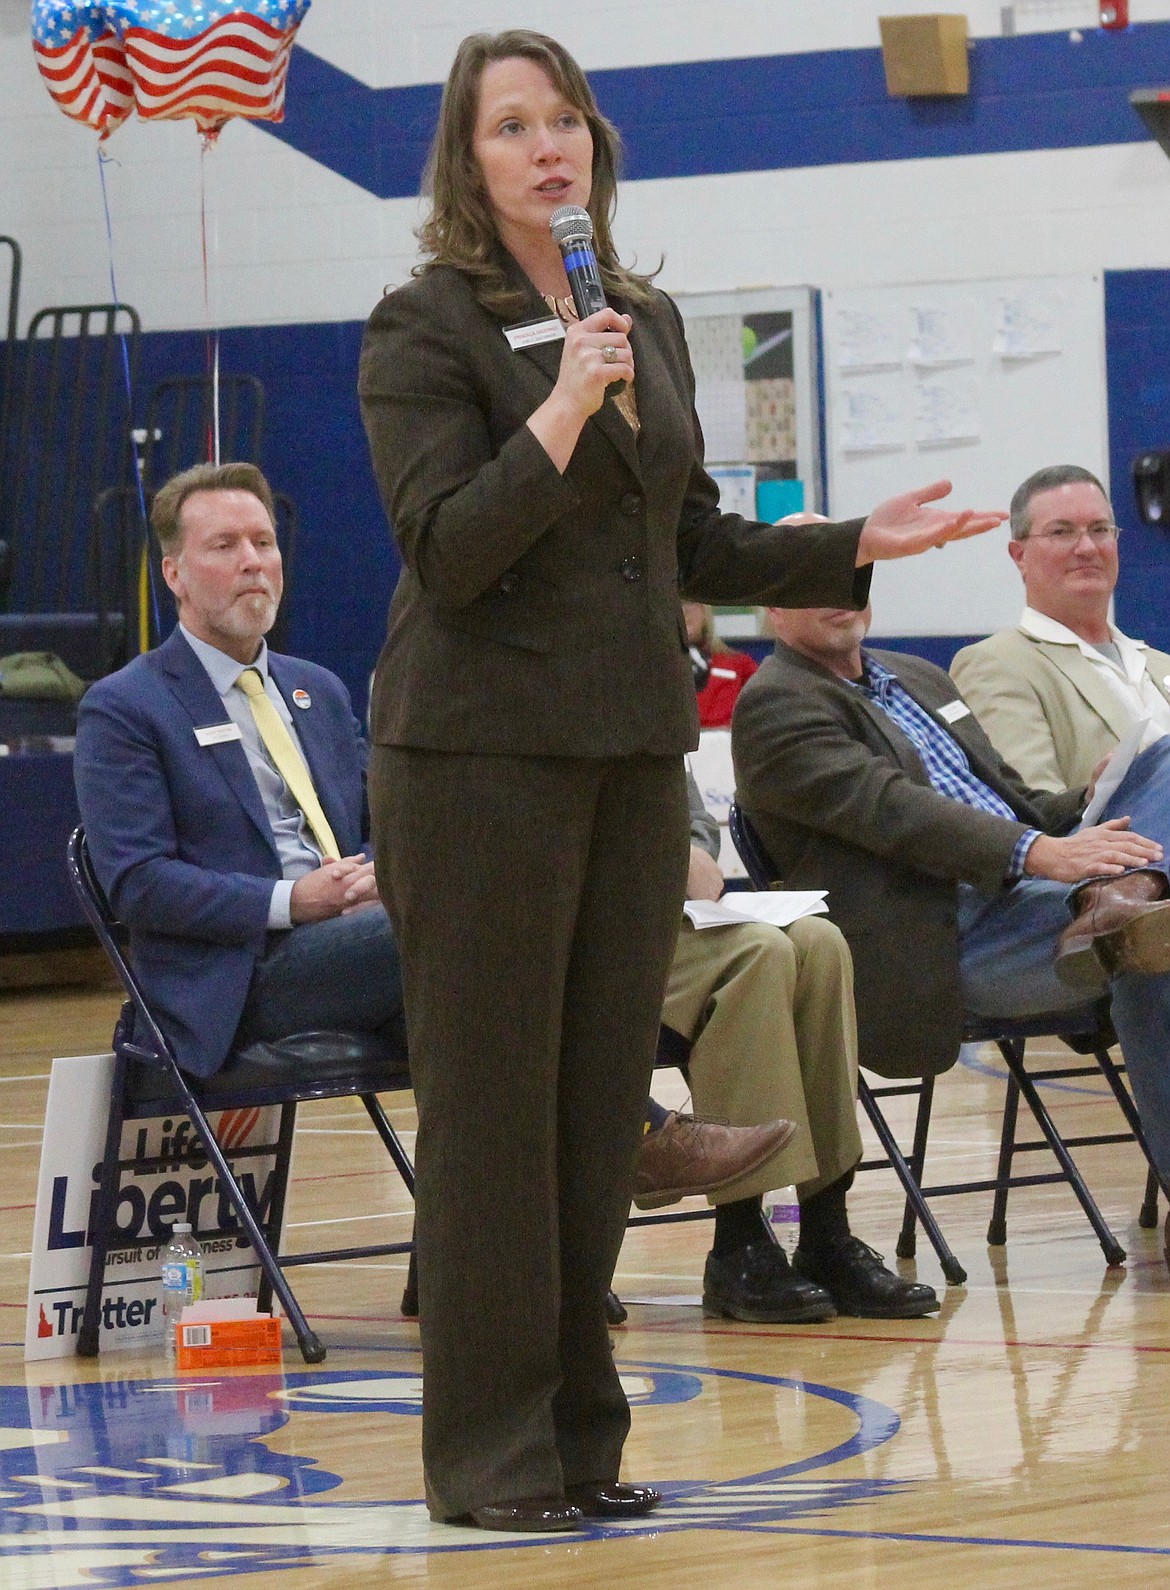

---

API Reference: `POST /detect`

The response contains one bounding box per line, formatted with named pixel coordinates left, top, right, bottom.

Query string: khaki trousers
left=661, top=916, right=862, bottom=1202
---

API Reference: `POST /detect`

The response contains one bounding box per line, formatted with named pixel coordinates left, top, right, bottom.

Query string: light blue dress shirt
left=180, top=624, right=321, bottom=929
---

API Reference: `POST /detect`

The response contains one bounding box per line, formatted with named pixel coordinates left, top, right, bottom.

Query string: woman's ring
left=602, top=345, right=619, bottom=364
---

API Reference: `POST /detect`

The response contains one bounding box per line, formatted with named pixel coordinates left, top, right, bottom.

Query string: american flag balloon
left=31, top=1, right=134, bottom=139
left=31, top=0, right=311, bottom=141
left=111, top=0, right=312, bottom=140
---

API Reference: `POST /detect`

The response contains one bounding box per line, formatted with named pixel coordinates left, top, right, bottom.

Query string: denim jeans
left=958, top=734, right=1170, bottom=1178
left=237, top=903, right=406, bottom=1050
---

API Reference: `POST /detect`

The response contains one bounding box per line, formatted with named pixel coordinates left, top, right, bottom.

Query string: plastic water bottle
left=160, top=1222, right=205, bottom=1357
left=764, top=1186, right=801, bottom=1258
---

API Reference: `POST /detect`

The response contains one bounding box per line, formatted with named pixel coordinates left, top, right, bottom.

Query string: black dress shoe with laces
left=565, top=1481, right=661, bottom=1518
left=793, top=1236, right=939, bottom=1318
left=702, top=1239, right=836, bottom=1323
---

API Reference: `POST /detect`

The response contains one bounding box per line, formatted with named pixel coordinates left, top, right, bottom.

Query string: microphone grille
left=550, top=204, right=594, bottom=246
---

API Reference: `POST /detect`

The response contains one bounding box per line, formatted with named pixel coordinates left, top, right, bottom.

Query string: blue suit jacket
left=74, top=628, right=368, bottom=1078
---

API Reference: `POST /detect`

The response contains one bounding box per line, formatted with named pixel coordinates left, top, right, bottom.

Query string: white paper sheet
left=683, top=891, right=829, bottom=930
left=837, top=372, right=905, bottom=453
left=914, top=372, right=981, bottom=445
left=1080, top=718, right=1150, bottom=827
left=993, top=290, right=1063, bottom=357
left=907, top=304, right=973, bottom=367
left=835, top=307, right=903, bottom=371
left=708, top=464, right=757, bottom=518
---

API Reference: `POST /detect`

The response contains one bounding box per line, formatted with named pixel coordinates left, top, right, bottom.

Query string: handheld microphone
left=549, top=204, right=608, bottom=321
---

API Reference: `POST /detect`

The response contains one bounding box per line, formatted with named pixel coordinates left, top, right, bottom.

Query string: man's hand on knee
left=1025, top=818, right=1164, bottom=885
left=290, top=856, right=376, bottom=922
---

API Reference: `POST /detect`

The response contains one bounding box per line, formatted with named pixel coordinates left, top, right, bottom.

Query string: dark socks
left=797, top=1169, right=855, bottom=1253
left=644, top=1098, right=671, bottom=1132
left=712, top=1196, right=770, bottom=1256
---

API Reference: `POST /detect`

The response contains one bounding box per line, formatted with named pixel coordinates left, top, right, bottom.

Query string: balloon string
left=97, top=146, right=160, bottom=651
left=199, top=139, right=221, bottom=464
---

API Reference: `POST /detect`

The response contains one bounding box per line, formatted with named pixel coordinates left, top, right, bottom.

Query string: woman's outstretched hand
left=856, top=480, right=1006, bottom=565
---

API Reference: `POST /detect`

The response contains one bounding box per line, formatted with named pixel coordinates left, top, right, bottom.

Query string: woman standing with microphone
left=359, top=28, right=1000, bottom=1532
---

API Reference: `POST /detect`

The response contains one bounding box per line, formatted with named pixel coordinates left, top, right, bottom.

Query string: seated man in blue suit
left=74, top=461, right=406, bottom=1081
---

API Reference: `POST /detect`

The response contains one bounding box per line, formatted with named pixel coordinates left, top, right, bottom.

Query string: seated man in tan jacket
left=950, top=464, right=1170, bottom=793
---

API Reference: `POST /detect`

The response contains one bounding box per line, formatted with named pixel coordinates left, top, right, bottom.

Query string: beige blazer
left=950, top=627, right=1170, bottom=793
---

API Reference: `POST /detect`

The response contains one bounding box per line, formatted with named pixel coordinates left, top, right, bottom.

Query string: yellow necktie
left=236, top=667, right=341, bottom=861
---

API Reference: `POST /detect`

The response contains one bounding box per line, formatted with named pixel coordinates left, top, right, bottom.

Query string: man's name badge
left=195, top=722, right=243, bottom=747
left=504, top=317, right=566, bottom=351
left=937, top=700, right=971, bottom=725
left=292, top=688, right=312, bottom=709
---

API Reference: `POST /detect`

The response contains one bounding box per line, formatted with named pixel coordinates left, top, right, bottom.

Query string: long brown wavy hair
left=415, top=30, right=658, bottom=319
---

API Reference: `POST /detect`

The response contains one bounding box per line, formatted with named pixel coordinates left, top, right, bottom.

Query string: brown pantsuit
left=359, top=252, right=870, bottom=1518
left=372, top=747, right=689, bottom=1517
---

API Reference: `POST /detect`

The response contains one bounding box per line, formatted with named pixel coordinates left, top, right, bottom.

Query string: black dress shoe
left=565, top=1481, right=661, bottom=1518
left=466, top=1497, right=583, bottom=1532
left=793, top=1237, right=939, bottom=1319
left=702, top=1240, right=836, bottom=1323
left=605, top=1290, right=628, bottom=1325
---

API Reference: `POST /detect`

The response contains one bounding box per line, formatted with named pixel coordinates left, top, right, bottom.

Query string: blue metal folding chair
left=67, top=826, right=415, bottom=1363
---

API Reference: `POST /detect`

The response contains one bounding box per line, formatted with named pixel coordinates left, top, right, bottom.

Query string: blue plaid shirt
left=858, top=656, right=1039, bottom=879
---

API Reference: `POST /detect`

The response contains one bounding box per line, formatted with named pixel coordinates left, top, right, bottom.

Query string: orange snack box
left=175, top=1313, right=282, bottom=1371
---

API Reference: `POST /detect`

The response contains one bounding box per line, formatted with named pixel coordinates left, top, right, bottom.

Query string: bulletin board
left=673, top=285, right=824, bottom=638
left=822, top=274, right=1108, bottom=636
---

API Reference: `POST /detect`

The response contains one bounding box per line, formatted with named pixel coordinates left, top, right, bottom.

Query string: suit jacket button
left=620, top=492, right=643, bottom=517
left=618, top=556, right=643, bottom=582
left=498, top=572, right=519, bottom=594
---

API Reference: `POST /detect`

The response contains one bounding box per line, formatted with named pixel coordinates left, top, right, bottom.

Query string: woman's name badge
left=504, top=317, right=566, bottom=351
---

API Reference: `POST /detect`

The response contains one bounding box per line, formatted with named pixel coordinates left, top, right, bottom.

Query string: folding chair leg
left=256, top=1102, right=297, bottom=1318
left=999, top=1042, right=1126, bottom=1266
left=77, top=1050, right=131, bottom=1358
left=1140, top=1168, right=1160, bottom=1231
left=895, top=1077, right=935, bottom=1262
left=177, top=1087, right=326, bottom=1362
left=987, top=1063, right=1021, bottom=1247
left=859, top=1079, right=967, bottom=1285
left=361, top=1093, right=416, bottom=1195
left=1092, top=1047, right=1170, bottom=1218
left=402, top=1242, right=418, bottom=1318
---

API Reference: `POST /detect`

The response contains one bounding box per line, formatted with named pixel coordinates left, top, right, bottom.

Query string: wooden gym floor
left=1, top=976, right=1168, bottom=1589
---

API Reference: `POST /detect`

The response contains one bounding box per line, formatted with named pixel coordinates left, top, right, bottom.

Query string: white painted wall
left=4, top=1, right=1170, bottom=332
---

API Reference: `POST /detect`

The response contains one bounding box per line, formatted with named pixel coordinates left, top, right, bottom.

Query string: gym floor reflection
left=2, top=982, right=1168, bottom=1589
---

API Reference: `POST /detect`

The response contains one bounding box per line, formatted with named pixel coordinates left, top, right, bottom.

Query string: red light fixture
left=1100, top=0, right=1129, bottom=28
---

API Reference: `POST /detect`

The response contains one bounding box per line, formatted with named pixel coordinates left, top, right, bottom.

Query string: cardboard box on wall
left=879, top=15, right=970, bottom=96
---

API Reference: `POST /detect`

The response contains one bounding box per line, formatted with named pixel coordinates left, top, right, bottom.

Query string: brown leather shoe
left=632, top=1112, right=798, bottom=1211
left=466, top=1497, right=584, bottom=1532
left=1055, top=870, right=1170, bottom=988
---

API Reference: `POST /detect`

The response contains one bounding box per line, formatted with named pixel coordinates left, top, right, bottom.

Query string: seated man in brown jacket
left=731, top=602, right=1170, bottom=1224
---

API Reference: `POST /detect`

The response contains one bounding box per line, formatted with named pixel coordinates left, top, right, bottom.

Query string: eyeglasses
left=1021, top=524, right=1121, bottom=546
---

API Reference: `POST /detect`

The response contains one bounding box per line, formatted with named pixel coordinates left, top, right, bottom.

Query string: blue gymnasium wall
left=1105, top=271, right=1170, bottom=656
left=139, top=322, right=396, bottom=708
